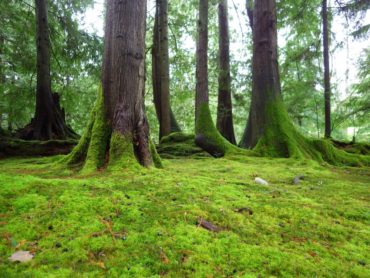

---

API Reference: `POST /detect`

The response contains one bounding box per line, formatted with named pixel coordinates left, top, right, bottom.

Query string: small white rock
left=9, top=251, right=34, bottom=263
left=255, top=177, right=269, bottom=185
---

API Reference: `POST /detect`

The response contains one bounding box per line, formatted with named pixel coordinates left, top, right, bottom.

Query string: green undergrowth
left=0, top=155, right=369, bottom=277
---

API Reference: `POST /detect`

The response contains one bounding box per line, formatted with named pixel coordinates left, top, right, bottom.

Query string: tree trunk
left=240, top=0, right=281, bottom=149
left=64, top=0, right=161, bottom=172
left=152, top=0, right=181, bottom=140
left=18, top=0, right=76, bottom=140
left=195, top=0, right=209, bottom=121
left=194, top=0, right=238, bottom=157
left=216, top=0, right=236, bottom=145
left=236, top=0, right=367, bottom=167
left=0, top=35, right=4, bottom=131
left=158, top=0, right=171, bottom=138
left=322, top=0, right=331, bottom=138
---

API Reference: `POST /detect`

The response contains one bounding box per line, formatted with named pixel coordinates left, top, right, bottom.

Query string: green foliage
left=0, top=155, right=369, bottom=276
left=0, top=0, right=102, bottom=134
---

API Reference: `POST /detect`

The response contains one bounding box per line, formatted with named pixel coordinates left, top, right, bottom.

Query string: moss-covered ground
left=0, top=154, right=369, bottom=277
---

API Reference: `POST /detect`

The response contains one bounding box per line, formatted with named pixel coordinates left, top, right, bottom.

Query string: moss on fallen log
left=0, top=137, right=77, bottom=158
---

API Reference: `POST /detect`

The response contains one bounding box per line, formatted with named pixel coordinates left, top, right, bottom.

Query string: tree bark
left=195, top=0, right=209, bottom=120
left=18, top=0, right=76, bottom=140
left=322, top=0, right=331, bottom=138
left=193, top=0, right=237, bottom=157
left=64, top=0, right=161, bottom=171
left=240, top=0, right=281, bottom=148
left=216, top=0, right=236, bottom=144
left=152, top=0, right=181, bottom=139
left=158, top=0, right=171, bottom=138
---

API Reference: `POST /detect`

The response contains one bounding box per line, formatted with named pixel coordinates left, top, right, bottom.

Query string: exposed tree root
left=195, top=104, right=251, bottom=158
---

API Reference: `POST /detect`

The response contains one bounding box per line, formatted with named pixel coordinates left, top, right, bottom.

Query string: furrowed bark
left=64, top=0, right=161, bottom=171
left=240, top=0, right=281, bottom=149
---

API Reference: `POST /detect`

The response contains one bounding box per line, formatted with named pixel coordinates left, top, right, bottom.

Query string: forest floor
left=0, top=153, right=369, bottom=277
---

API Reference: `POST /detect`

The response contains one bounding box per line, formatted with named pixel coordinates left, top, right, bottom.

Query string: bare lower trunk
left=195, top=0, right=209, bottom=119
left=322, top=0, right=331, bottom=138
left=158, top=0, right=171, bottom=138
left=216, top=0, right=236, bottom=144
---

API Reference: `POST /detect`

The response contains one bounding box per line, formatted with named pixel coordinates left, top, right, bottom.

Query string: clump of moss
left=331, top=140, right=370, bottom=156
left=157, top=132, right=210, bottom=159
left=160, top=132, right=195, bottom=144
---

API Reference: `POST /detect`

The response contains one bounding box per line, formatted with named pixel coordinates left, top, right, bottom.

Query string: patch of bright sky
left=81, top=0, right=369, bottom=100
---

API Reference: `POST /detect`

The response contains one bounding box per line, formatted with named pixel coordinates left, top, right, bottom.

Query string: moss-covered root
left=312, top=139, right=370, bottom=167
left=195, top=104, right=243, bottom=157
left=150, top=139, right=163, bottom=168
left=252, top=101, right=369, bottom=167
left=60, top=90, right=110, bottom=172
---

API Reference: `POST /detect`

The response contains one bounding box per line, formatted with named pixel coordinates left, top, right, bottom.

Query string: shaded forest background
left=0, top=0, right=369, bottom=143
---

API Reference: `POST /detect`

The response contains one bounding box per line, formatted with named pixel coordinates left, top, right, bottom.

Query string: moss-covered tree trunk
left=152, top=0, right=181, bottom=140
left=238, top=0, right=368, bottom=167
left=64, top=0, right=160, bottom=172
left=194, top=0, right=238, bottom=157
left=18, top=0, right=76, bottom=141
left=216, top=0, right=236, bottom=145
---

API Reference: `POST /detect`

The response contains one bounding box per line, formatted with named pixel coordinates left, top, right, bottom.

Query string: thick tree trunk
left=216, top=0, right=236, bottom=145
left=322, top=0, right=331, bottom=138
left=152, top=1, right=181, bottom=139
left=64, top=0, right=161, bottom=171
left=236, top=0, right=368, bottom=167
left=240, top=0, right=281, bottom=149
left=18, top=0, right=76, bottom=140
